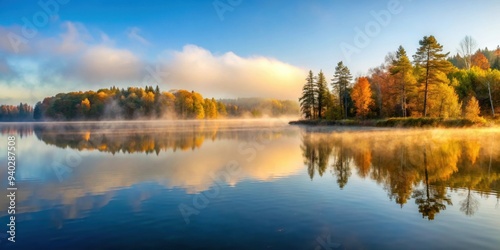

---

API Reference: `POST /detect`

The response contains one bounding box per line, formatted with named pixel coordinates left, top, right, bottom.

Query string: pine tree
left=299, top=70, right=317, bottom=119
left=315, top=70, right=329, bottom=119
left=413, top=35, right=453, bottom=117
left=33, top=102, right=43, bottom=120
left=390, top=46, right=416, bottom=117
left=332, top=61, right=352, bottom=119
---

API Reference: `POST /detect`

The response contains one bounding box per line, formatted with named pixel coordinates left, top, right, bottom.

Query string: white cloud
left=75, top=45, right=143, bottom=83
left=127, top=27, right=150, bottom=46
left=1, top=22, right=305, bottom=103
left=55, top=22, right=88, bottom=54
left=162, top=45, right=306, bottom=100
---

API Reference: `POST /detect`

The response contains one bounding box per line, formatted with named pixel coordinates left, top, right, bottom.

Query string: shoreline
left=289, top=117, right=494, bottom=128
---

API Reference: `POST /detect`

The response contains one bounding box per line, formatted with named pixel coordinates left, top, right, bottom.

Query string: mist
left=161, top=45, right=306, bottom=100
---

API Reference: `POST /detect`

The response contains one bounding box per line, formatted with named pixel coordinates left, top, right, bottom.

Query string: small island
left=0, top=86, right=298, bottom=122
left=291, top=35, right=500, bottom=128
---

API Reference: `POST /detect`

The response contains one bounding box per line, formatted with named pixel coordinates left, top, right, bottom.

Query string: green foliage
left=375, top=118, right=483, bottom=128
left=315, top=70, right=330, bottom=119
left=390, top=46, right=417, bottom=117
left=26, top=86, right=298, bottom=121
left=413, top=35, right=454, bottom=117
left=332, top=61, right=353, bottom=119
left=299, top=70, right=317, bottom=119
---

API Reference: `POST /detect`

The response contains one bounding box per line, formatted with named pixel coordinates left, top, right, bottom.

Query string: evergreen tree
left=390, top=46, right=417, bottom=117
left=413, top=35, right=453, bottom=117
left=332, top=61, right=352, bottom=119
left=299, top=70, right=317, bottom=119
left=33, top=102, right=43, bottom=120
left=494, top=46, right=500, bottom=70
left=315, top=70, right=329, bottom=119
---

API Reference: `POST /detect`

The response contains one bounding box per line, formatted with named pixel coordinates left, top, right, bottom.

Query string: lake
left=0, top=120, right=499, bottom=249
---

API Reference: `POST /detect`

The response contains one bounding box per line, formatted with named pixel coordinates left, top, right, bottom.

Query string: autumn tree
left=426, top=75, right=462, bottom=118
left=204, top=98, right=218, bottom=119
left=351, top=77, right=374, bottom=118
left=368, top=65, right=396, bottom=117
left=161, top=92, right=176, bottom=117
left=413, top=35, right=453, bottom=117
left=192, top=91, right=205, bottom=119
left=332, top=61, right=352, bottom=119
left=217, top=102, right=227, bottom=117
left=464, top=96, right=481, bottom=120
left=299, top=70, right=317, bottom=119
left=390, top=46, right=417, bottom=117
left=478, top=69, right=500, bottom=116
left=471, top=51, right=490, bottom=70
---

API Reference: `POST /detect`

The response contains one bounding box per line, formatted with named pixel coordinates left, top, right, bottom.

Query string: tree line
left=23, top=86, right=298, bottom=121
left=0, top=103, right=34, bottom=121
left=300, top=35, right=500, bottom=120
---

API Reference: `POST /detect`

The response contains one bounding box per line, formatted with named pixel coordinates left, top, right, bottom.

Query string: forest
left=300, top=35, right=500, bottom=122
left=0, top=103, right=34, bottom=121
left=0, top=86, right=299, bottom=121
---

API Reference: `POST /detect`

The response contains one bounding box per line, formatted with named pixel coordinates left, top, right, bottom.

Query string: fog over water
left=0, top=120, right=499, bottom=249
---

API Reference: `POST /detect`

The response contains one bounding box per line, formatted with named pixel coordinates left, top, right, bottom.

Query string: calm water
left=0, top=120, right=499, bottom=249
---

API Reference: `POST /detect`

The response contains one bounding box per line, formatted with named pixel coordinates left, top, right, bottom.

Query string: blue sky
left=1, top=0, right=500, bottom=104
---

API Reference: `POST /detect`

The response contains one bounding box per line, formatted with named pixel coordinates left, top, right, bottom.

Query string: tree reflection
left=331, top=140, right=351, bottom=189
left=412, top=148, right=452, bottom=220
left=460, top=188, right=479, bottom=216
left=4, top=122, right=290, bottom=155
left=299, top=128, right=500, bottom=220
left=300, top=132, right=334, bottom=180
left=387, top=145, right=418, bottom=207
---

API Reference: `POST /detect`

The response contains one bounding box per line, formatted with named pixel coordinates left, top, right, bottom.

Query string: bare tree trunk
left=487, top=81, right=495, bottom=117
left=423, top=52, right=430, bottom=117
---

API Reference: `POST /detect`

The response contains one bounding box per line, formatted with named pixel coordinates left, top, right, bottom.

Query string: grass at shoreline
left=289, top=117, right=493, bottom=128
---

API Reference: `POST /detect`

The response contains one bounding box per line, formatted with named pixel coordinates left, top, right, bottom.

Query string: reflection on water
left=0, top=121, right=499, bottom=249
left=300, top=127, right=500, bottom=219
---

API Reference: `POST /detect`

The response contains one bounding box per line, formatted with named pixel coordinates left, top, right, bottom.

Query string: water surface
left=0, top=120, right=499, bottom=249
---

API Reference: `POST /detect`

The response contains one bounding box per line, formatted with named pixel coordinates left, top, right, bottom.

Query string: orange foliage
left=351, top=77, right=374, bottom=118
left=471, top=52, right=490, bottom=70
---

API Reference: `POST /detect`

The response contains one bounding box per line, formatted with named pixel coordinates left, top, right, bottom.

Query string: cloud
left=1, top=22, right=305, bottom=103
left=37, top=22, right=143, bottom=85
left=127, top=27, right=150, bottom=45
left=0, top=58, right=13, bottom=75
left=162, top=45, right=306, bottom=100
left=55, top=22, right=89, bottom=54
left=0, top=26, right=31, bottom=54
left=74, top=45, right=143, bottom=83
